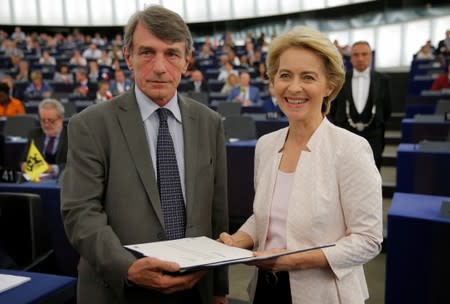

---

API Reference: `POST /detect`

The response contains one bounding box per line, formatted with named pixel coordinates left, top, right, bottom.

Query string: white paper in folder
left=0, top=274, right=30, bottom=293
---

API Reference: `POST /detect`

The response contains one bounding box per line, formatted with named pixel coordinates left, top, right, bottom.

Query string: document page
left=125, top=236, right=254, bottom=270
left=0, top=274, right=31, bottom=293
left=125, top=236, right=335, bottom=272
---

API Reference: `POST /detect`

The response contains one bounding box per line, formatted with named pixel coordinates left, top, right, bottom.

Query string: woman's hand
left=218, top=232, right=236, bottom=246
left=218, top=231, right=254, bottom=249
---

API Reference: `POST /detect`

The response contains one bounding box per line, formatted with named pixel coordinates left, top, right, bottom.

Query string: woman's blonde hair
left=266, top=26, right=345, bottom=114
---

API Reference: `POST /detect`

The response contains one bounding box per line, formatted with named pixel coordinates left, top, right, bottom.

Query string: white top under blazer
left=240, top=118, right=383, bottom=304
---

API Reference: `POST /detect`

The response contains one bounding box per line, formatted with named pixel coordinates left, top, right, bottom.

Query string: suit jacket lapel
left=116, top=91, right=165, bottom=228
left=370, top=71, right=379, bottom=105
left=178, top=94, right=198, bottom=219
left=35, top=129, right=46, bottom=152
left=346, top=72, right=354, bottom=104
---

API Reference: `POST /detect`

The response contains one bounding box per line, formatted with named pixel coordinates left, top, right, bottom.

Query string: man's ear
left=182, top=52, right=193, bottom=73
left=123, top=47, right=133, bottom=71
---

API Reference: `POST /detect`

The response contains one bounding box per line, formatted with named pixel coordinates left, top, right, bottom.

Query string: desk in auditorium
left=0, top=180, right=79, bottom=276
left=401, top=118, right=450, bottom=143
left=0, top=268, right=76, bottom=304
left=396, top=143, right=450, bottom=196
left=385, top=192, right=450, bottom=304
left=226, top=140, right=256, bottom=231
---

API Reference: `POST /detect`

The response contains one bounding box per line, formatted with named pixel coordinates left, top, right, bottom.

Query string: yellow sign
left=25, top=140, right=48, bottom=182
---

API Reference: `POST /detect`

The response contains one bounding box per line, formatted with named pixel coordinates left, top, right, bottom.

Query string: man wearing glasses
left=21, top=98, right=68, bottom=178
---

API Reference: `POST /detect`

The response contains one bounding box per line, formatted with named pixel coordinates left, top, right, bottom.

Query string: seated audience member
left=227, top=49, right=240, bottom=66
left=262, top=85, right=282, bottom=115
left=21, top=98, right=67, bottom=178
left=0, top=82, right=25, bottom=117
left=8, top=54, right=21, bottom=76
left=437, top=29, right=450, bottom=57
left=24, top=71, right=53, bottom=99
left=333, top=39, right=352, bottom=56
left=39, top=50, right=57, bottom=65
left=186, top=69, right=210, bottom=93
left=416, top=43, right=435, bottom=60
left=95, top=80, right=113, bottom=103
left=2, top=39, right=24, bottom=58
left=15, top=59, right=30, bottom=81
left=183, top=55, right=199, bottom=78
left=11, top=26, right=26, bottom=42
left=92, top=32, right=106, bottom=47
left=0, top=75, right=17, bottom=97
left=109, top=69, right=133, bottom=96
left=88, top=60, right=101, bottom=82
left=69, top=50, right=87, bottom=66
left=198, top=42, right=214, bottom=59
left=221, top=73, right=239, bottom=94
left=227, top=71, right=261, bottom=106
left=239, top=54, right=250, bottom=68
left=111, top=33, right=123, bottom=47
left=217, top=61, right=238, bottom=82
left=53, top=64, right=74, bottom=84
left=97, top=50, right=112, bottom=67
left=82, top=43, right=102, bottom=61
left=73, top=68, right=90, bottom=97
left=250, top=49, right=263, bottom=68
left=255, top=62, right=270, bottom=85
left=108, top=44, right=123, bottom=60
left=431, top=62, right=450, bottom=91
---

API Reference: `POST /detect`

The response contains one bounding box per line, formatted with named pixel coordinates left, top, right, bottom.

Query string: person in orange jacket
left=0, top=82, right=25, bottom=117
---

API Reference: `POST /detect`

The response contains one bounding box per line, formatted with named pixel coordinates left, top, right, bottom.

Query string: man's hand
left=127, top=257, right=207, bottom=294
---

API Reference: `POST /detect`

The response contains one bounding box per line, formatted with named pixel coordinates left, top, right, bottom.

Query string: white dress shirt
left=351, top=68, right=371, bottom=114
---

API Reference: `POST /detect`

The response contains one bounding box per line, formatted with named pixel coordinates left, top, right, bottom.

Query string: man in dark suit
left=21, top=98, right=68, bottom=178
left=185, top=69, right=210, bottom=93
left=436, top=29, right=450, bottom=57
left=61, top=5, right=228, bottom=304
left=262, top=85, right=283, bottom=115
left=328, top=41, right=391, bottom=169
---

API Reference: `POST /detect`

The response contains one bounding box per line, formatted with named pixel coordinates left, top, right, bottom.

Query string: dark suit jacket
left=23, top=126, right=68, bottom=174
left=328, top=71, right=391, bottom=168
left=262, top=96, right=283, bottom=114
left=61, top=89, right=229, bottom=304
left=437, top=39, right=450, bottom=56
left=185, top=80, right=210, bottom=93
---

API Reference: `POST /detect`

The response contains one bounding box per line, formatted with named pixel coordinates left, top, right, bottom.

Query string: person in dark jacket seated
left=262, top=85, right=283, bottom=116
left=186, top=69, right=210, bottom=93
left=21, top=98, right=68, bottom=178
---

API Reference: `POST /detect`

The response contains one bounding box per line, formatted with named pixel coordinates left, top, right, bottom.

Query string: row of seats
left=408, top=57, right=449, bottom=96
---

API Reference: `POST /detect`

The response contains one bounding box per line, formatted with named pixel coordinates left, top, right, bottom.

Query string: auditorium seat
left=435, top=99, right=450, bottom=115
left=217, top=102, right=241, bottom=118
left=0, top=192, right=53, bottom=271
left=62, top=102, right=77, bottom=117
left=208, top=79, right=225, bottom=92
left=223, top=115, right=257, bottom=141
left=188, top=92, right=209, bottom=106
left=3, top=115, right=39, bottom=138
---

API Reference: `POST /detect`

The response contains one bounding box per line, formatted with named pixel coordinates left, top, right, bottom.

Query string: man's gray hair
left=39, top=98, right=65, bottom=117
left=124, top=5, right=193, bottom=56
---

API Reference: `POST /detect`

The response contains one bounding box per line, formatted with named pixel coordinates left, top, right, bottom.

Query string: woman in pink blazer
left=220, top=26, right=383, bottom=304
